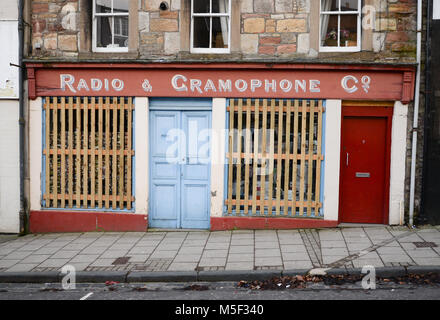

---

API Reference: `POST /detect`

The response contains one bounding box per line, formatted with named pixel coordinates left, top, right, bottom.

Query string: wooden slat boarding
left=60, top=97, right=66, bottom=209
left=235, top=99, right=243, bottom=213
left=283, top=100, right=291, bottom=215
left=119, top=97, right=125, bottom=210
left=314, top=100, right=323, bottom=216
left=251, top=99, right=260, bottom=215
left=98, top=97, right=103, bottom=208
left=83, top=97, right=88, bottom=208
left=43, top=97, right=135, bottom=211
left=126, top=98, right=133, bottom=210
left=227, top=97, right=234, bottom=214
left=267, top=99, right=275, bottom=216
left=291, top=99, right=299, bottom=216
left=53, top=96, right=58, bottom=208
left=260, top=99, right=268, bottom=215
left=44, top=98, right=50, bottom=207
left=306, top=100, right=315, bottom=216
left=112, top=97, right=117, bottom=209
left=91, top=97, right=96, bottom=208
left=243, top=99, right=251, bottom=215
left=275, top=100, right=284, bottom=216
left=68, top=97, right=73, bottom=208
left=299, top=100, right=307, bottom=216
left=105, top=97, right=110, bottom=209
left=225, top=99, right=323, bottom=217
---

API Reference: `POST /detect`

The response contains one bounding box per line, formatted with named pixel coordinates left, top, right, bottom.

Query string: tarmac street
left=0, top=281, right=439, bottom=300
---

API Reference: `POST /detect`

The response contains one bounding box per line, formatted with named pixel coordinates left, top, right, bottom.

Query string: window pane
left=113, top=0, right=129, bottom=13
left=321, top=0, right=339, bottom=12
left=321, top=14, right=338, bottom=46
left=96, top=16, right=112, bottom=48
left=193, top=0, right=209, bottom=13
left=114, top=16, right=129, bottom=47
left=96, top=0, right=112, bottom=13
left=193, top=17, right=210, bottom=48
left=341, top=0, right=358, bottom=11
left=340, top=14, right=358, bottom=46
left=212, top=17, right=228, bottom=48
left=212, top=0, right=229, bottom=13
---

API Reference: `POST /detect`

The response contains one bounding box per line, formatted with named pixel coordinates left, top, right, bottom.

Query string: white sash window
left=320, top=0, right=361, bottom=52
left=93, top=0, right=129, bottom=52
left=191, top=0, right=231, bottom=54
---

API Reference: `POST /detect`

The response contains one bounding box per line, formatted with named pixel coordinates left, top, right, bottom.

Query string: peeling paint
left=0, top=80, right=17, bottom=98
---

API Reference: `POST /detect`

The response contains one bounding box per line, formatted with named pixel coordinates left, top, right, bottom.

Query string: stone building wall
left=31, top=0, right=80, bottom=57
left=28, top=0, right=419, bottom=63
left=240, top=0, right=309, bottom=56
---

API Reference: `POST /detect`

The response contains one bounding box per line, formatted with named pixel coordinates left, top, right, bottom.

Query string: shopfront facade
left=25, top=62, right=415, bottom=232
left=20, top=0, right=423, bottom=232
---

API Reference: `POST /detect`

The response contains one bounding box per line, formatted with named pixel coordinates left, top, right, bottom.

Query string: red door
left=340, top=107, right=392, bottom=224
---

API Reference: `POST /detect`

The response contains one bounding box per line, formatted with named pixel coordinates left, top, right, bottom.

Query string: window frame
left=190, top=0, right=232, bottom=54
left=92, top=0, right=129, bottom=53
left=319, top=0, right=362, bottom=53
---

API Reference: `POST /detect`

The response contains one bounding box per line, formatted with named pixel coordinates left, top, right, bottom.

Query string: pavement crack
left=300, top=230, right=323, bottom=268
left=325, top=229, right=418, bottom=269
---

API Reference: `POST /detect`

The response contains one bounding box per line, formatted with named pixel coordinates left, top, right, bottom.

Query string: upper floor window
left=191, top=0, right=231, bottom=54
left=93, top=0, right=129, bottom=52
left=319, top=0, right=361, bottom=52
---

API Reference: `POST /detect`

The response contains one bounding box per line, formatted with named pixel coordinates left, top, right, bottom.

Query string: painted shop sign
left=27, top=64, right=415, bottom=103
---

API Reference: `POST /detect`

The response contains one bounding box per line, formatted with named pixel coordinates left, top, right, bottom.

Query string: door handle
left=346, top=152, right=349, bottom=167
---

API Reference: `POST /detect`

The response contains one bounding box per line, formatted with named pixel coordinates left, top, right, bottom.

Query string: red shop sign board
left=26, top=63, right=415, bottom=103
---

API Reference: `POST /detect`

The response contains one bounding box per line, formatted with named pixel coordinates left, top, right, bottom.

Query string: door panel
left=152, top=113, right=180, bottom=157
left=149, top=109, right=211, bottom=229
left=149, top=111, right=181, bottom=228
left=181, top=112, right=211, bottom=229
left=182, top=184, right=209, bottom=221
left=151, top=183, right=178, bottom=222
left=340, top=116, right=387, bottom=223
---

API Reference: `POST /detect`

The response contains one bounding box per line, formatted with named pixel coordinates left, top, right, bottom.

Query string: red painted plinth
left=30, top=210, right=148, bottom=233
left=210, top=216, right=338, bottom=230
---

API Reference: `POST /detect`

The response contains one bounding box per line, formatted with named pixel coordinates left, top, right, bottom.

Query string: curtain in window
left=320, top=0, right=332, bottom=45
left=219, top=0, right=228, bottom=46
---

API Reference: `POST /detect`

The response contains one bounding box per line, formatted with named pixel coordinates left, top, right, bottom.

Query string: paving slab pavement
left=0, top=226, right=439, bottom=282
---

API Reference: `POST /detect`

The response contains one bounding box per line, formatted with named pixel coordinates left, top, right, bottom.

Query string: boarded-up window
left=42, top=97, right=134, bottom=210
left=225, top=99, right=324, bottom=217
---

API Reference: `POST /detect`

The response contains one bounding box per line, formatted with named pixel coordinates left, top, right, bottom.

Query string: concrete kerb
left=75, top=271, right=128, bottom=283
left=197, top=270, right=282, bottom=282
left=0, top=272, right=61, bottom=283
left=127, top=271, right=197, bottom=283
left=405, top=265, right=440, bottom=275
left=0, top=267, right=439, bottom=283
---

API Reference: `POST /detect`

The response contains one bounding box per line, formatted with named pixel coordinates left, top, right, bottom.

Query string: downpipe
left=419, top=0, right=432, bottom=224
left=18, top=0, right=28, bottom=234
left=408, top=0, right=423, bottom=227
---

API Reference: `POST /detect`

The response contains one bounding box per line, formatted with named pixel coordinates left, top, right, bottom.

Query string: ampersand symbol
left=142, top=79, right=152, bottom=92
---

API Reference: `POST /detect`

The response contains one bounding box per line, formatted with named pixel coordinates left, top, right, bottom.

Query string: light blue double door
left=149, top=105, right=211, bottom=229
